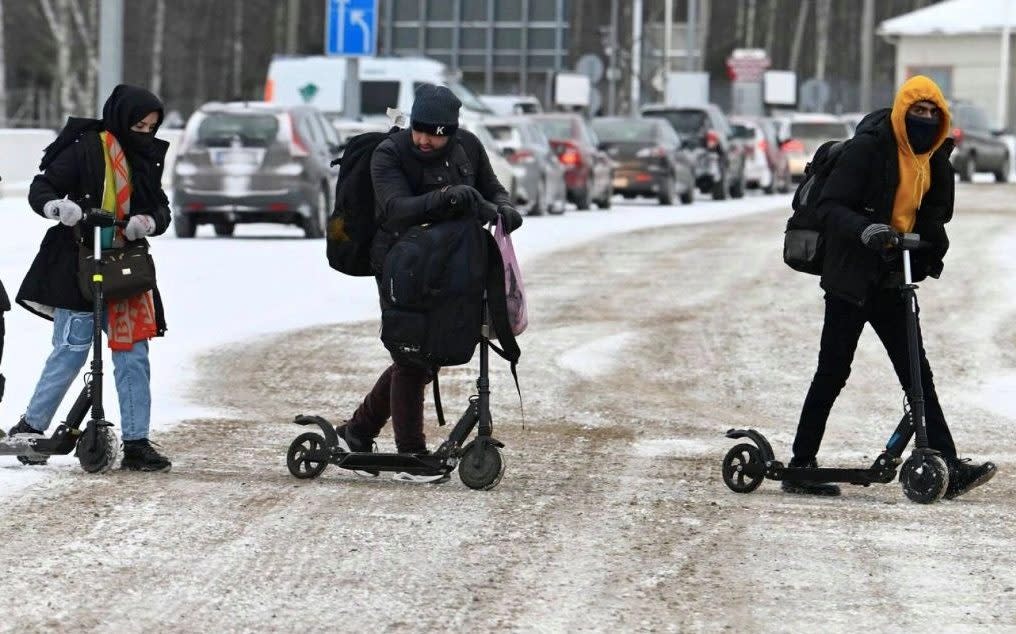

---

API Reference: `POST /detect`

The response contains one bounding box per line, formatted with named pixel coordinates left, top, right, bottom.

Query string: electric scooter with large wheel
left=721, top=233, right=951, bottom=503
left=0, top=209, right=123, bottom=472
left=286, top=298, right=508, bottom=491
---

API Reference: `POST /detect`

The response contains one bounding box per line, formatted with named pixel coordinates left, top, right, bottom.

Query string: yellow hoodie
left=889, top=75, right=952, bottom=233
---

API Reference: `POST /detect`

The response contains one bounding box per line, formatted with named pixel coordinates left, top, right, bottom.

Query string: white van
left=264, top=55, right=491, bottom=122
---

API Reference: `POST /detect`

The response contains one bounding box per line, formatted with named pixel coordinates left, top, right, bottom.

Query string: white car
left=777, top=113, right=852, bottom=182
left=479, top=95, right=543, bottom=116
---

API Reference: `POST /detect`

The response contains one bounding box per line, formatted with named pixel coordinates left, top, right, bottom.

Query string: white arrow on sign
left=350, top=9, right=371, bottom=52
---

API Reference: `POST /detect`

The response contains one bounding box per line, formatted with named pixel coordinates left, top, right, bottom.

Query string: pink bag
left=494, top=215, right=528, bottom=336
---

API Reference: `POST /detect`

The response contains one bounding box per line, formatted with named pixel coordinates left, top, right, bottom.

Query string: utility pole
left=608, top=0, right=619, bottom=115
left=631, top=0, right=642, bottom=114
left=664, top=0, right=673, bottom=74
left=687, top=0, right=698, bottom=71
left=286, top=0, right=300, bottom=54
left=860, top=0, right=874, bottom=112
left=1000, top=0, right=1011, bottom=129
left=97, top=0, right=123, bottom=115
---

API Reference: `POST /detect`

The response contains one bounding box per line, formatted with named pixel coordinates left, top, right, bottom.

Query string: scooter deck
left=0, top=427, right=79, bottom=459
left=330, top=450, right=453, bottom=476
left=776, top=466, right=895, bottom=486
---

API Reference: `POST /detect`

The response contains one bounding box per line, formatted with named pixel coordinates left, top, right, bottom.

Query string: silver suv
left=172, top=102, right=339, bottom=238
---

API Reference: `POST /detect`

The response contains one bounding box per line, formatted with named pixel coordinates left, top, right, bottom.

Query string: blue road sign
left=325, top=0, right=378, bottom=57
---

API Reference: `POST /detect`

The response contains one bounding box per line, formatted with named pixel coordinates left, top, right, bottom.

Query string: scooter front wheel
left=287, top=432, right=329, bottom=479
left=722, top=443, right=766, bottom=493
left=76, top=425, right=120, bottom=473
left=900, top=453, right=949, bottom=504
left=458, top=441, right=505, bottom=491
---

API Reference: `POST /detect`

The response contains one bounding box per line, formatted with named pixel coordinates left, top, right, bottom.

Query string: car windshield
left=196, top=113, right=279, bottom=147
left=591, top=120, right=657, bottom=142
left=447, top=81, right=492, bottom=114
left=646, top=110, right=708, bottom=135
left=730, top=123, right=755, bottom=139
left=790, top=122, right=850, bottom=140
left=534, top=118, right=574, bottom=140
left=486, top=124, right=523, bottom=148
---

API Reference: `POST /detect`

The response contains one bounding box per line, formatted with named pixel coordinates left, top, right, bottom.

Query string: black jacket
left=368, top=128, right=512, bottom=274
left=17, top=118, right=171, bottom=332
left=816, top=109, right=954, bottom=305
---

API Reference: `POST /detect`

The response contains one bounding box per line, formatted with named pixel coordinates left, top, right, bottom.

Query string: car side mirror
left=992, top=128, right=1008, bottom=137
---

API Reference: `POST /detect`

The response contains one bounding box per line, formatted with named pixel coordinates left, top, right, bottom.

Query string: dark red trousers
left=347, top=363, right=433, bottom=453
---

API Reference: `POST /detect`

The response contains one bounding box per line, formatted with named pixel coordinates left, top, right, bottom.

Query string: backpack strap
left=483, top=230, right=525, bottom=428
left=432, top=366, right=446, bottom=427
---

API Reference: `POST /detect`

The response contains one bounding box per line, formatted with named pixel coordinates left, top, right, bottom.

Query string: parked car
left=591, top=117, right=695, bottom=205
left=480, top=94, right=543, bottom=116
left=484, top=117, right=567, bottom=215
left=839, top=112, right=866, bottom=136
left=729, top=115, right=792, bottom=194
left=171, top=101, right=340, bottom=238
left=641, top=103, right=746, bottom=200
left=460, top=119, right=518, bottom=206
left=777, top=113, right=852, bottom=182
left=949, top=99, right=1010, bottom=182
left=531, top=113, right=614, bottom=210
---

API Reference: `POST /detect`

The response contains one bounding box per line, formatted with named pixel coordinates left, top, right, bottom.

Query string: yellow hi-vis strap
left=93, top=274, right=103, bottom=282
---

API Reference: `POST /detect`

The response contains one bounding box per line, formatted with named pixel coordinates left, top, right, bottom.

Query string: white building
left=879, top=0, right=1016, bottom=129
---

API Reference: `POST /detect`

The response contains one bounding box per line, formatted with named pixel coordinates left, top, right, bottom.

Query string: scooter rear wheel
left=900, top=453, right=949, bottom=504
left=287, top=432, right=329, bottom=479
left=76, top=425, right=120, bottom=473
left=722, top=443, right=766, bottom=493
left=458, top=441, right=505, bottom=491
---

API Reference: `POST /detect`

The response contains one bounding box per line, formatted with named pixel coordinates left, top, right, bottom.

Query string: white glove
left=124, top=215, right=156, bottom=241
left=42, top=198, right=83, bottom=226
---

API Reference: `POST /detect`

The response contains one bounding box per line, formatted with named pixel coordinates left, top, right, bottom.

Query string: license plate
left=613, top=177, right=629, bottom=188
left=213, top=149, right=260, bottom=166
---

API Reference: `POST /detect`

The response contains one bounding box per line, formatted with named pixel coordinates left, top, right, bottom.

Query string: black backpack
left=783, top=139, right=848, bottom=275
left=380, top=218, right=522, bottom=425
left=326, top=128, right=398, bottom=276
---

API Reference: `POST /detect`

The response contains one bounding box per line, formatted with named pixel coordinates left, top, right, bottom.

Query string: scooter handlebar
left=894, top=232, right=933, bottom=251
left=80, top=208, right=129, bottom=229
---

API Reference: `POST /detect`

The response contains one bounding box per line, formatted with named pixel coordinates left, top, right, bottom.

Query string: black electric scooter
left=0, top=209, right=122, bottom=472
left=286, top=297, right=507, bottom=490
left=721, top=233, right=951, bottom=504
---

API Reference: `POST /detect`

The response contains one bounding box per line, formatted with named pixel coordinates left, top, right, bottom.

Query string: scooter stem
left=901, top=249, right=929, bottom=450
left=90, top=225, right=105, bottom=422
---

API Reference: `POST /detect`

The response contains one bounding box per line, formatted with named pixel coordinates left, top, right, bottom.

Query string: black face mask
left=125, top=130, right=156, bottom=151
left=905, top=113, right=940, bottom=154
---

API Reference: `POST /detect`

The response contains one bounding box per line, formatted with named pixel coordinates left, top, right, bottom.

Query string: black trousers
left=792, top=289, right=957, bottom=461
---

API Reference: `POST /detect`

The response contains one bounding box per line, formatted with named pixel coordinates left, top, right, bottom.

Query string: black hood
left=102, top=84, right=164, bottom=159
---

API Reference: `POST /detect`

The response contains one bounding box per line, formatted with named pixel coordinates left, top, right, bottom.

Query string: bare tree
left=789, top=0, right=809, bottom=75
left=232, top=0, right=243, bottom=97
left=66, top=0, right=98, bottom=115
left=38, top=0, right=73, bottom=120
left=814, top=0, right=831, bottom=81
left=745, top=0, right=757, bottom=48
left=0, top=0, right=7, bottom=126
left=151, top=0, right=165, bottom=95
left=764, top=0, right=778, bottom=59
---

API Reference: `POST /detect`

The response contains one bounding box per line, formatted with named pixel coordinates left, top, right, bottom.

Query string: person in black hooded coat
left=9, top=84, right=172, bottom=471
left=0, top=278, right=8, bottom=409
left=784, top=76, right=995, bottom=499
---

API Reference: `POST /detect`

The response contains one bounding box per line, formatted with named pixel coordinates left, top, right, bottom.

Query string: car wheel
left=994, top=155, right=1010, bottom=183
left=174, top=213, right=196, bottom=239
left=679, top=186, right=694, bottom=205
left=303, top=187, right=329, bottom=239
left=529, top=180, right=546, bottom=216
left=960, top=154, right=976, bottom=182
left=574, top=187, right=592, bottom=210
left=711, top=171, right=728, bottom=200
left=730, top=173, right=745, bottom=199
left=213, top=222, right=235, bottom=237
left=658, top=176, right=675, bottom=205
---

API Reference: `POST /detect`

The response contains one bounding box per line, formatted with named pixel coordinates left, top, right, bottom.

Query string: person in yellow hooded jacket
left=784, top=75, right=996, bottom=498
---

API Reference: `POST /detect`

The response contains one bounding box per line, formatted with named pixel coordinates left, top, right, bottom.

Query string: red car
left=531, top=114, right=615, bottom=210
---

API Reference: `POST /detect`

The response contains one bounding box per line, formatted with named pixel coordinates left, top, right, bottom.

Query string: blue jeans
left=24, top=308, right=151, bottom=441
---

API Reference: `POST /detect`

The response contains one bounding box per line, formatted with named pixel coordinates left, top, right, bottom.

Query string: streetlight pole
left=97, top=0, right=123, bottom=115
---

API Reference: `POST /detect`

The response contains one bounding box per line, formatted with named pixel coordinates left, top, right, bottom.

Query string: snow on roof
left=880, top=0, right=1016, bottom=37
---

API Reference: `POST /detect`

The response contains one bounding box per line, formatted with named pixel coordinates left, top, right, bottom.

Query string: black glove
left=860, top=223, right=898, bottom=251
left=442, top=185, right=484, bottom=218
left=497, top=205, right=523, bottom=233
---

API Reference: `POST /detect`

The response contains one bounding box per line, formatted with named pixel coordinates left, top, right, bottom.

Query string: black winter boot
left=121, top=439, right=172, bottom=472
left=781, top=457, right=842, bottom=496
left=335, top=423, right=378, bottom=477
left=8, top=417, right=45, bottom=437
left=944, top=457, right=996, bottom=500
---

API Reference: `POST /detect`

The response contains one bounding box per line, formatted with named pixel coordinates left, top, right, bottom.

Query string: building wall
left=894, top=33, right=1016, bottom=128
